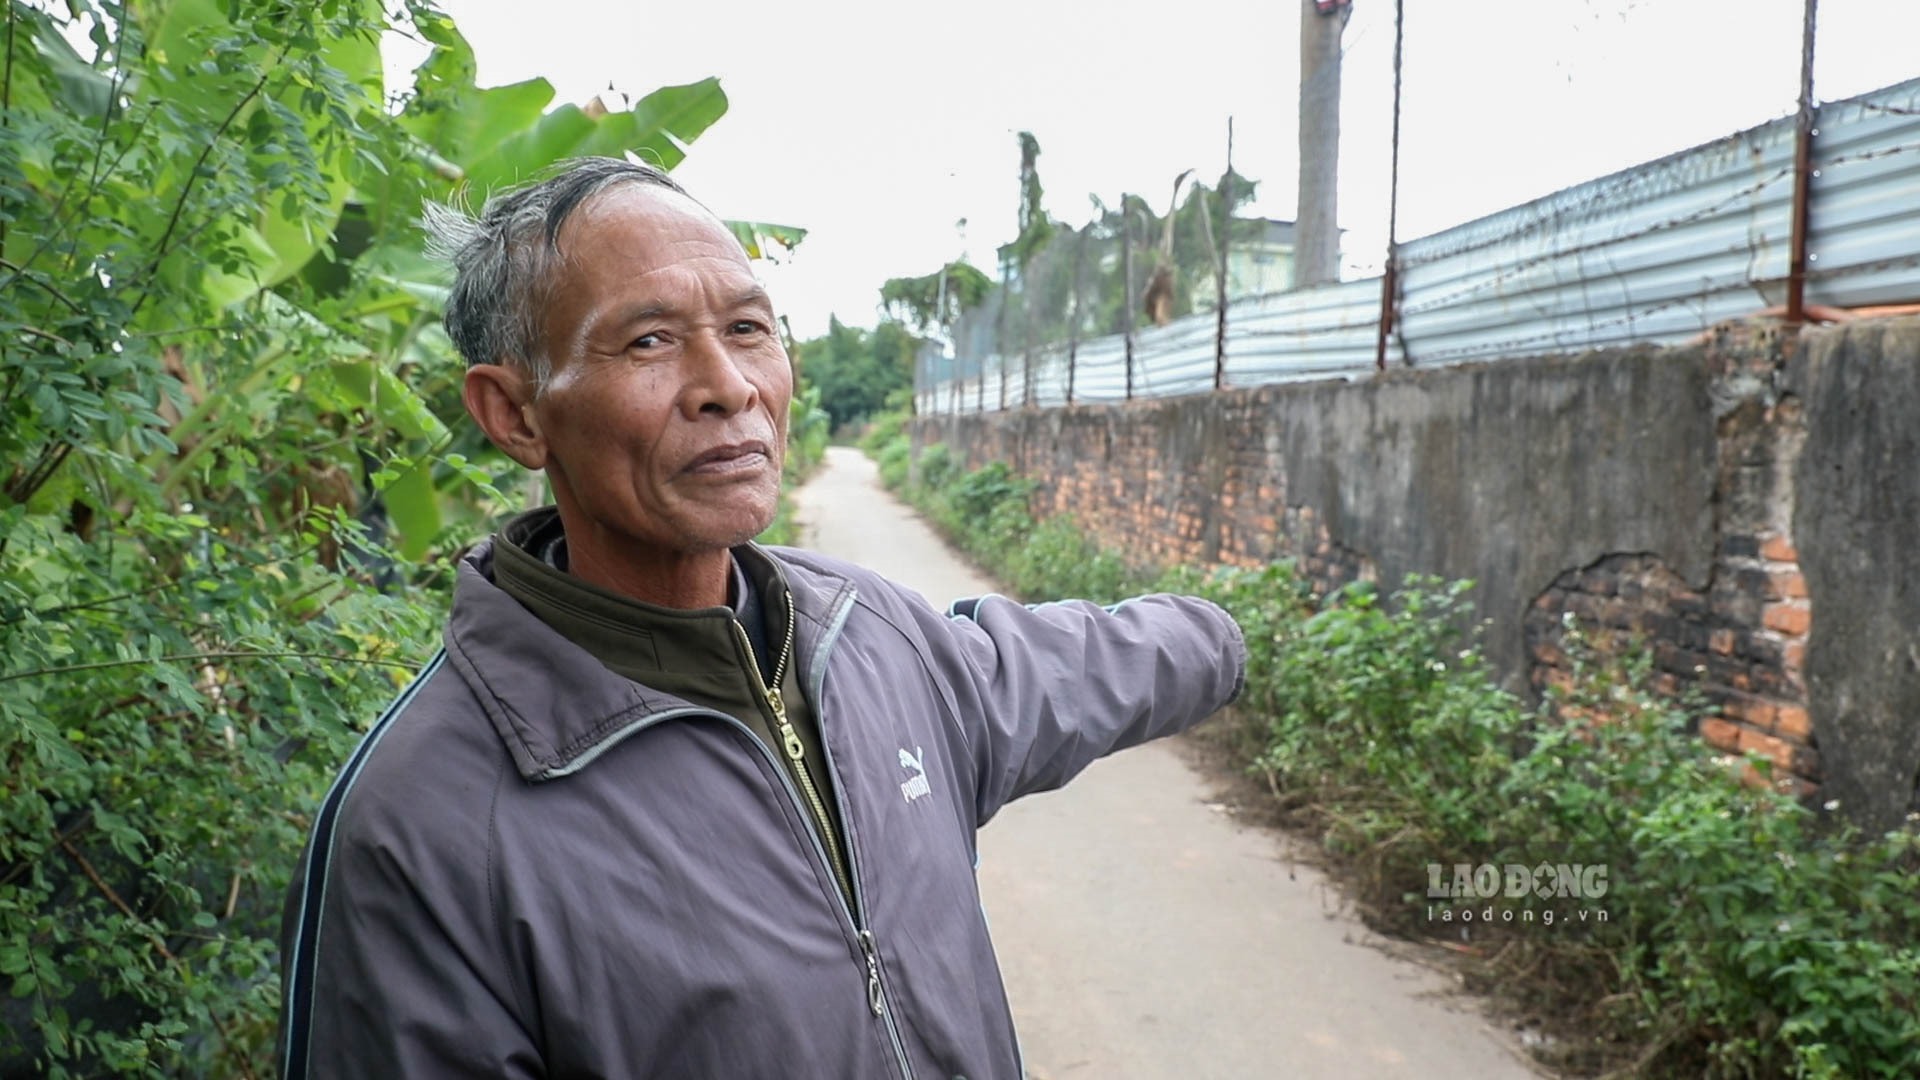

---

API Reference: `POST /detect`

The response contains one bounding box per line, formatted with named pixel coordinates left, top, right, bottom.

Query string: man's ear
left=463, top=364, right=548, bottom=470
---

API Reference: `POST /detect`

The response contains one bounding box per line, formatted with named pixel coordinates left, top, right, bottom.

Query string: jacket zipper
left=731, top=605, right=853, bottom=902
left=731, top=596, right=917, bottom=1080
left=799, top=591, right=919, bottom=1080
left=857, top=930, right=886, bottom=1014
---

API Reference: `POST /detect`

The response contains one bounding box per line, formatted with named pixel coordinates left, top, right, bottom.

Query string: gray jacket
left=279, top=541, right=1246, bottom=1079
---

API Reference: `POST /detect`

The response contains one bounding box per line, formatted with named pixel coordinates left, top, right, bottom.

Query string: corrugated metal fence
left=916, top=77, right=1920, bottom=413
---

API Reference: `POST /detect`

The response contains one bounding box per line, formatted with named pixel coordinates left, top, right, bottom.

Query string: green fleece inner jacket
left=491, top=508, right=852, bottom=907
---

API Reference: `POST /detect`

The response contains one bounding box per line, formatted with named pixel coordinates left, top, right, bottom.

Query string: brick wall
left=1521, top=327, right=1819, bottom=797
left=911, top=316, right=1920, bottom=825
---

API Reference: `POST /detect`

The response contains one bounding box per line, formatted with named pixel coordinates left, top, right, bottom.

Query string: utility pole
left=1295, top=0, right=1350, bottom=289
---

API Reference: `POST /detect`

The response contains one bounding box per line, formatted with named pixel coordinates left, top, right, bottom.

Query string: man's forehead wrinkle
left=557, top=177, right=675, bottom=234
left=542, top=185, right=768, bottom=361
left=554, top=214, right=745, bottom=279
left=731, top=285, right=776, bottom=314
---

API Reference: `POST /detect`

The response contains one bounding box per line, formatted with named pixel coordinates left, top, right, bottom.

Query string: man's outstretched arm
left=924, top=591, right=1246, bottom=825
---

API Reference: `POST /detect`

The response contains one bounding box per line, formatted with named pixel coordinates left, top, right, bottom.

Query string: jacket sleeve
left=279, top=792, right=543, bottom=1078
left=923, top=592, right=1246, bottom=826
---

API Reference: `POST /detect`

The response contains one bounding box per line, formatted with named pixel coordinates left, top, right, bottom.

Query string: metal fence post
left=1215, top=119, right=1233, bottom=391
left=1786, top=0, right=1819, bottom=327
left=1123, top=213, right=1137, bottom=401
left=1375, top=0, right=1406, bottom=372
left=1067, top=228, right=1085, bottom=406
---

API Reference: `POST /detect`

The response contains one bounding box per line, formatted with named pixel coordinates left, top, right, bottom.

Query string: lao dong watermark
left=1424, top=862, right=1611, bottom=928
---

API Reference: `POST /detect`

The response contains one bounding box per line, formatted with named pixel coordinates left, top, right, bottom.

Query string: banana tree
left=303, top=4, right=807, bottom=559
left=0, top=0, right=797, bottom=1071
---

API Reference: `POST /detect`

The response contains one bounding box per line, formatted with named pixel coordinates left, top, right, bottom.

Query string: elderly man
left=278, top=157, right=1245, bottom=1079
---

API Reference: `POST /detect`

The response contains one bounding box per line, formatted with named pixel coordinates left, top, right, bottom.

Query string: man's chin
left=698, top=499, right=782, bottom=549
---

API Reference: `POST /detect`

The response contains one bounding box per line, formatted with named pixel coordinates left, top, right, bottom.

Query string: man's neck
left=561, top=526, right=734, bottom=610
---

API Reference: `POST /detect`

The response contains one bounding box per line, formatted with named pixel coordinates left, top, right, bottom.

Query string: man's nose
left=683, top=331, right=758, bottom=417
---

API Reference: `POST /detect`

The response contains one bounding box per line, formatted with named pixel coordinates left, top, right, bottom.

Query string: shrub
left=876, top=439, right=912, bottom=492
left=857, top=409, right=909, bottom=457
left=1, top=2, right=750, bottom=1070
left=875, top=440, right=1920, bottom=1077
left=786, top=384, right=832, bottom=481
left=1004, top=518, right=1140, bottom=604
left=1229, top=581, right=1920, bottom=1078
left=915, top=443, right=958, bottom=493
left=940, top=460, right=1032, bottom=530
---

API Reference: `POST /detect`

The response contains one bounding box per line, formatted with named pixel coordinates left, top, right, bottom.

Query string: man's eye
left=629, top=333, right=661, bottom=350
left=730, top=321, right=765, bottom=335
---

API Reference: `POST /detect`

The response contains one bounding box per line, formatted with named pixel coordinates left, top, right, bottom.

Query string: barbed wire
left=920, top=79, right=1920, bottom=412
left=1400, top=87, right=1920, bottom=268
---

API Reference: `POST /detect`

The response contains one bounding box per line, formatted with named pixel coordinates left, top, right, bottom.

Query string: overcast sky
left=392, top=0, right=1920, bottom=339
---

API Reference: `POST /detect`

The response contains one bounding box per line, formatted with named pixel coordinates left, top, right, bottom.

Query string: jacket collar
left=493, top=507, right=775, bottom=688
left=443, top=538, right=858, bottom=782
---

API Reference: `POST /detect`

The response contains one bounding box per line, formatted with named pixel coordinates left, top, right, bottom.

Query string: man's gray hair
left=424, top=157, right=689, bottom=388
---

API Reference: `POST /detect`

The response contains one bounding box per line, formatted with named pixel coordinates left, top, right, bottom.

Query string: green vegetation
left=0, top=1, right=802, bottom=1072
left=953, top=129, right=1264, bottom=361
left=793, top=317, right=919, bottom=431
left=879, top=260, right=994, bottom=335
left=856, top=429, right=1138, bottom=604
left=757, top=384, right=832, bottom=547
left=858, top=132, right=1267, bottom=414
left=868, top=424, right=1920, bottom=1080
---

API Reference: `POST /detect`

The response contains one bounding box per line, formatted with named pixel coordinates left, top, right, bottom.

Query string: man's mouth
left=685, top=439, right=773, bottom=475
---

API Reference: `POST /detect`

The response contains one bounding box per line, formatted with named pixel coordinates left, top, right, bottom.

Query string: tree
left=1295, top=0, right=1350, bottom=287
left=1001, top=169, right=1263, bottom=344
left=998, top=131, right=1055, bottom=277
left=879, top=260, right=993, bottom=335
left=0, top=1, right=755, bottom=1072
left=913, top=161, right=1273, bottom=397
left=796, top=318, right=919, bottom=428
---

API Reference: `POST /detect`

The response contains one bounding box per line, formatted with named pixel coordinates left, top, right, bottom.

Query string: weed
left=867, top=422, right=1920, bottom=1079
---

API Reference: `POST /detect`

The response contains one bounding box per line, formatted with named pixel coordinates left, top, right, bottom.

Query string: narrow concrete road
left=793, top=446, right=1538, bottom=1080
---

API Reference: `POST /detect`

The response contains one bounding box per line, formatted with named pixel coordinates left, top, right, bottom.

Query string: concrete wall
left=912, top=316, right=1920, bottom=833
left=1790, top=319, right=1920, bottom=832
